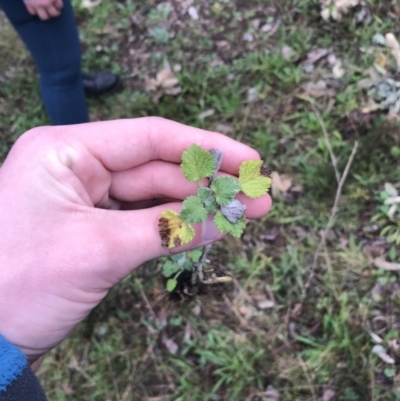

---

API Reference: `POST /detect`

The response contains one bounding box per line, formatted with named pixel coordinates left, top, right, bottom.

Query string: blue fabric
left=0, top=335, right=27, bottom=391
left=0, top=0, right=89, bottom=125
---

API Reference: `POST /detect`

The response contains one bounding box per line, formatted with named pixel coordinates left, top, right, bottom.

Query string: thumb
left=95, top=203, right=225, bottom=283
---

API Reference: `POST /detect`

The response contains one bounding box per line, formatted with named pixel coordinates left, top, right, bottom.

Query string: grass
left=1, top=0, right=400, bottom=400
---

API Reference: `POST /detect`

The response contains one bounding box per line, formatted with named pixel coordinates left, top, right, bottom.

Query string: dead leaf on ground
left=388, top=339, right=400, bottom=352
left=81, top=0, right=101, bottom=9
left=384, top=182, right=398, bottom=197
left=364, top=244, right=385, bottom=262
left=257, top=300, right=275, bottom=309
left=320, top=0, right=361, bottom=21
left=239, top=305, right=254, bottom=317
left=187, top=6, right=199, bottom=20
left=321, top=387, right=336, bottom=401
left=373, top=257, right=400, bottom=271
left=271, top=172, right=293, bottom=196
left=385, top=33, right=400, bottom=72
left=303, top=80, right=336, bottom=97
left=361, top=98, right=381, bottom=114
left=161, top=334, right=178, bottom=354
left=282, top=45, right=294, bottom=60
left=198, top=109, right=215, bottom=120
left=372, top=344, right=395, bottom=364
left=332, top=60, right=345, bottom=78
left=145, top=66, right=181, bottom=101
left=260, top=18, right=281, bottom=36
left=305, top=48, right=329, bottom=65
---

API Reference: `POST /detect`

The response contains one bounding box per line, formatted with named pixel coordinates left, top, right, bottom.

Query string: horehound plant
left=158, top=144, right=271, bottom=292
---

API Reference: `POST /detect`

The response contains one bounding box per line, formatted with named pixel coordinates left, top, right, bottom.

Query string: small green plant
left=371, top=182, right=400, bottom=244
left=158, top=143, right=271, bottom=291
left=161, top=249, right=202, bottom=292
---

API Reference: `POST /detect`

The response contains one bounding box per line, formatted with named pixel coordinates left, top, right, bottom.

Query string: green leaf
left=179, top=196, right=208, bottom=223
left=211, top=176, right=241, bottom=206
left=166, top=279, right=178, bottom=292
left=238, top=160, right=272, bottom=198
left=197, top=187, right=218, bottom=212
left=183, top=260, right=193, bottom=271
left=162, top=260, right=180, bottom=277
left=181, top=144, right=216, bottom=182
left=190, top=249, right=203, bottom=262
left=171, top=253, right=186, bottom=264
left=214, top=212, right=246, bottom=238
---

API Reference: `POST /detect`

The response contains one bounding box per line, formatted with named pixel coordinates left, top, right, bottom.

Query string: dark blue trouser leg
left=0, top=0, right=89, bottom=125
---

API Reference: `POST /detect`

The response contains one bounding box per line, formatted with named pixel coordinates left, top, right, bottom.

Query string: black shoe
left=82, top=72, right=121, bottom=97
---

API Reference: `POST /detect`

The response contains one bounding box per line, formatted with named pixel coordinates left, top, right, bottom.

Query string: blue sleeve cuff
left=0, top=334, right=27, bottom=391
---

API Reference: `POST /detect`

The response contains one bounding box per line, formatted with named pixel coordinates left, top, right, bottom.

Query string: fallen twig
left=301, top=112, right=359, bottom=302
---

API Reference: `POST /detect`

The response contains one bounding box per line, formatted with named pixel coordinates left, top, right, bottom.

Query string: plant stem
left=192, top=244, right=212, bottom=284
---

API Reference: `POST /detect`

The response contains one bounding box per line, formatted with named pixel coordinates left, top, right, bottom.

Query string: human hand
left=0, top=118, right=271, bottom=366
left=24, top=0, right=63, bottom=20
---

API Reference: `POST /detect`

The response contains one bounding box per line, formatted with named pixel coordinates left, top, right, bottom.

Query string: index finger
left=57, top=117, right=260, bottom=174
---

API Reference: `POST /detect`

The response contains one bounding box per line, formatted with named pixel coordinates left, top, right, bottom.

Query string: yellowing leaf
left=158, top=210, right=195, bottom=248
left=238, top=160, right=272, bottom=198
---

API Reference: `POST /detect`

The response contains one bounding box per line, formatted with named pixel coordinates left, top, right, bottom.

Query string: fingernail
left=202, top=214, right=223, bottom=242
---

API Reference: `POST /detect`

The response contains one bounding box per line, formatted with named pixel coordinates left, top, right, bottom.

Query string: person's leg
left=0, top=0, right=89, bottom=125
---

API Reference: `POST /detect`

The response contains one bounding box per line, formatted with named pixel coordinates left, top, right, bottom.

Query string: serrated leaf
left=211, top=176, right=241, bottom=206
left=221, top=199, right=247, bottom=223
left=158, top=210, right=195, bottom=248
left=181, top=144, right=216, bottom=182
left=162, top=261, right=180, bottom=277
left=166, top=279, right=178, bottom=292
left=179, top=196, right=208, bottom=223
left=214, top=212, right=246, bottom=238
left=197, top=187, right=218, bottom=212
left=238, top=160, right=272, bottom=198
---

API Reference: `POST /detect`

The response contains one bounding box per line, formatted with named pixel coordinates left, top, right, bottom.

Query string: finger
left=51, top=117, right=261, bottom=174
left=24, top=3, right=36, bottom=15
left=37, top=7, right=50, bottom=20
left=110, top=161, right=272, bottom=219
left=46, top=4, right=61, bottom=17
left=54, top=0, right=63, bottom=9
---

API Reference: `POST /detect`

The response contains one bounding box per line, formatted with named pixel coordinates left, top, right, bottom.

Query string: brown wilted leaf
left=364, top=243, right=385, bottom=262
left=145, top=66, right=181, bottom=101
left=271, top=172, right=293, bottom=195
left=156, top=68, right=179, bottom=88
